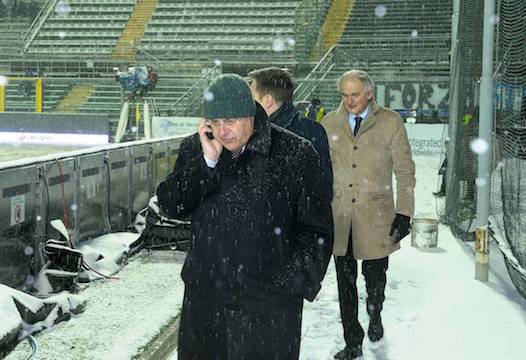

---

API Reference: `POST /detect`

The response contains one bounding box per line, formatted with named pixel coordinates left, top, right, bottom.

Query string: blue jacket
left=269, top=102, right=334, bottom=199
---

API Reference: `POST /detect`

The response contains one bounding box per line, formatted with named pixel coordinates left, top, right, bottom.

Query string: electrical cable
left=53, top=159, right=118, bottom=280
left=25, top=335, right=37, bottom=360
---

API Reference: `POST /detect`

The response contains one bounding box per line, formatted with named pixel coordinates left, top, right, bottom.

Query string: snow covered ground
left=170, top=153, right=526, bottom=360
left=296, top=155, right=526, bottom=360
left=2, top=151, right=526, bottom=360
left=4, top=248, right=185, bottom=360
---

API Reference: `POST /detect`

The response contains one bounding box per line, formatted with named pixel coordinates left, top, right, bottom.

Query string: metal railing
left=294, top=0, right=325, bottom=63
left=134, top=47, right=184, bottom=75
left=168, top=63, right=222, bottom=117
left=21, top=0, right=59, bottom=53
left=333, top=42, right=451, bottom=68
left=1, top=58, right=131, bottom=78
left=294, top=45, right=335, bottom=101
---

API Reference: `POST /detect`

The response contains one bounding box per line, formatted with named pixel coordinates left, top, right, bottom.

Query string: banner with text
left=375, top=81, right=449, bottom=113
left=152, top=117, right=446, bottom=156
left=152, top=116, right=200, bottom=138
left=405, top=123, right=448, bottom=156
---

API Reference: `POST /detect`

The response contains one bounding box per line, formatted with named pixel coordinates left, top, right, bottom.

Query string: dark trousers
left=178, top=282, right=302, bottom=360
left=334, top=231, right=389, bottom=347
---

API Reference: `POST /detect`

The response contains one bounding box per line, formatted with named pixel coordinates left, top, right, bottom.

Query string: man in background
left=305, top=97, right=326, bottom=123
left=323, top=69, right=415, bottom=359
left=247, top=67, right=333, bottom=199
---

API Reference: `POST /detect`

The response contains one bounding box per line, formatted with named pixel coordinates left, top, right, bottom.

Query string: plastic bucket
left=411, top=218, right=439, bottom=248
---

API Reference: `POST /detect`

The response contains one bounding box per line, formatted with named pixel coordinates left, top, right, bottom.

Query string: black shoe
left=333, top=345, right=363, bottom=359
left=368, top=316, right=384, bottom=342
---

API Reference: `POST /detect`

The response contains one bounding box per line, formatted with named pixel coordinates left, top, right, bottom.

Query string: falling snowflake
left=475, top=177, right=487, bottom=187
left=470, top=138, right=489, bottom=154
left=24, top=246, right=34, bottom=256
left=490, top=15, right=500, bottom=25
left=55, top=1, right=71, bottom=16
left=375, top=5, right=387, bottom=18
left=203, top=91, right=214, bottom=102
left=272, top=38, right=285, bottom=52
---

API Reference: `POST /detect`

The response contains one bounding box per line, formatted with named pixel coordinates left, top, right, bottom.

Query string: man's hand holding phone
left=198, top=119, right=223, bottom=162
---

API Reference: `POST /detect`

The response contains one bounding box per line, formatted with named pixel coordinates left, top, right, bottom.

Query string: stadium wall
left=0, top=136, right=181, bottom=289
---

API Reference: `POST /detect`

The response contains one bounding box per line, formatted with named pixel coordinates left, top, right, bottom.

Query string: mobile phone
left=205, top=131, right=214, bottom=140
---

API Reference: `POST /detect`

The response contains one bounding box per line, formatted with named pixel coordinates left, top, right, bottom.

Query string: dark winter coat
left=156, top=106, right=333, bottom=360
left=269, top=101, right=334, bottom=200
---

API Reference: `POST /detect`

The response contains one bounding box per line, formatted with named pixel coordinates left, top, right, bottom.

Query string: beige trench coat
left=322, top=100, right=415, bottom=259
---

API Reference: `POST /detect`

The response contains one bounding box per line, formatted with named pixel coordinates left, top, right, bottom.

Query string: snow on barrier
left=0, top=284, right=86, bottom=359
left=0, top=136, right=183, bottom=289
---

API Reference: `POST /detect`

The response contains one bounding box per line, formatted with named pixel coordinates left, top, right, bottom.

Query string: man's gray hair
left=337, top=70, right=375, bottom=93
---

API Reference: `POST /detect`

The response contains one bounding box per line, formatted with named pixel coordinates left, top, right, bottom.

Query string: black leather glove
left=389, top=213, right=411, bottom=243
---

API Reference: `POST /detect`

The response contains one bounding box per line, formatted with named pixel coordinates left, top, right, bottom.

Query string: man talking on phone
left=156, top=74, right=333, bottom=360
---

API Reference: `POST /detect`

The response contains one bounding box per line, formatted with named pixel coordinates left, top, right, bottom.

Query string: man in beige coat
left=323, top=70, right=415, bottom=360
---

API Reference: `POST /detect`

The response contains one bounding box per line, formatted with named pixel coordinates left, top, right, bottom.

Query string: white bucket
left=411, top=218, right=439, bottom=248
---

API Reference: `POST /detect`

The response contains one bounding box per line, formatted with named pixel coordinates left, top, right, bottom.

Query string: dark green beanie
left=202, top=74, right=257, bottom=119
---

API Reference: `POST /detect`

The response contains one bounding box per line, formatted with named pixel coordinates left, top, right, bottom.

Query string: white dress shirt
left=348, top=105, right=370, bottom=134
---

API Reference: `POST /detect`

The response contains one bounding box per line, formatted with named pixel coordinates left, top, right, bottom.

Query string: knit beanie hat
left=202, top=74, right=257, bottom=119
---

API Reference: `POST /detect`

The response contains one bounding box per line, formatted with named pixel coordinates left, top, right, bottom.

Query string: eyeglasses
left=207, top=118, right=241, bottom=129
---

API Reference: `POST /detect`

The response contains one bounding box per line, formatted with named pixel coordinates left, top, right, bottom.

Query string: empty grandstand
left=295, top=0, right=453, bottom=116
left=1, top=0, right=324, bottom=124
left=140, top=0, right=302, bottom=64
